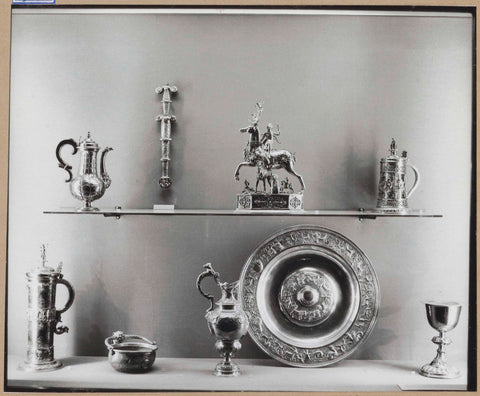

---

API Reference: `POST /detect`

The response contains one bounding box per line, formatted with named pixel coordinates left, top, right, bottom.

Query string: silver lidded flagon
left=19, top=244, right=75, bottom=372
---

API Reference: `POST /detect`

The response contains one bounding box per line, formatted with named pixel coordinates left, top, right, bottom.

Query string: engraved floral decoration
left=239, top=226, right=379, bottom=367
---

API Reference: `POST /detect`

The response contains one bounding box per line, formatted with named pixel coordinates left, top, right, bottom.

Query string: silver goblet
left=420, top=302, right=462, bottom=379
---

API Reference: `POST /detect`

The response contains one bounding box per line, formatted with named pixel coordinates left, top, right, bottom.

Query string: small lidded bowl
left=105, top=331, right=158, bottom=373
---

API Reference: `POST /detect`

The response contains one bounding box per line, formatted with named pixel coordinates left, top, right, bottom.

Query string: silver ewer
left=196, top=263, right=249, bottom=377
left=19, top=245, right=75, bottom=372
left=376, top=138, right=419, bottom=212
left=56, top=132, right=113, bottom=211
left=420, top=302, right=462, bottom=379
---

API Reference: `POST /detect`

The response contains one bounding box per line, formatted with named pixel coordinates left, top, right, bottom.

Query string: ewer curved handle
left=196, top=263, right=220, bottom=312
left=406, top=163, right=420, bottom=198
left=56, top=139, right=78, bottom=182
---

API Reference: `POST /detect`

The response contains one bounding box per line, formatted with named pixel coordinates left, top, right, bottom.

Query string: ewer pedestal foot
left=214, top=360, right=240, bottom=377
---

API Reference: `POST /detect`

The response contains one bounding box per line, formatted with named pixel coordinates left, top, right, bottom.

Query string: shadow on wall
left=343, top=129, right=378, bottom=209
left=72, top=274, right=130, bottom=356
left=351, top=305, right=399, bottom=360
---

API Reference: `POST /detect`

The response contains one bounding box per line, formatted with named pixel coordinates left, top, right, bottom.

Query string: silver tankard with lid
left=376, top=138, right=420, bottom=212
left=19, top=245, right=75, bottom=372
left=56, top=132, right=113, bottom=211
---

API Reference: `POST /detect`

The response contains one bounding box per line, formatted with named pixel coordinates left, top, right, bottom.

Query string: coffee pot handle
left=56, top=139, right=78, bottom=182
left=196, top=263, right=220, bottom=312
left=406, top=163, right=420, bottom=198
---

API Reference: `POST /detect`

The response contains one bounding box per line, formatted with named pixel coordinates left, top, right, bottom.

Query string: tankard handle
left=56, top=139, right=78, bottom=183
left=196, top=263, right=220, bottom=312
left=406, top=163, right=420, bottom=198
left=56, top=278, right=75, bottom=315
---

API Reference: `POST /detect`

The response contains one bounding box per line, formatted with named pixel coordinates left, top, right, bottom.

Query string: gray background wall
left=8, top=10, right=472, bottom=364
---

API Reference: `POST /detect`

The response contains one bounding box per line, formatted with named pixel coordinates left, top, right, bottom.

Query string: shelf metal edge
left=43, top=209, right=443, bottom=220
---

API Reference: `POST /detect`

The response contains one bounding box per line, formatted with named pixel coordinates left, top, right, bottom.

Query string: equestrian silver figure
left=234, top=102, right=305, bottom=210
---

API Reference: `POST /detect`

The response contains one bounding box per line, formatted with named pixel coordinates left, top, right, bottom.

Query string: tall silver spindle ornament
left=19, top=245, right=75, bottom=371
left=155, top=84, right=178, bottom=189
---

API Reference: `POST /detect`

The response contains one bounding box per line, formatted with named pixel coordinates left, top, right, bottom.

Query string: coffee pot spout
left=100, top=147, right=113, bottom=189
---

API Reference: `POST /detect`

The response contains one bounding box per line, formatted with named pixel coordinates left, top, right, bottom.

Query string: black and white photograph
left=3, top=4, right=476, bottom=393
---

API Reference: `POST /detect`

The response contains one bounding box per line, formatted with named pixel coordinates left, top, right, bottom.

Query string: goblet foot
left=214, top=360, right=240, bottom=377
left=420, top=359, right=460, bottom=379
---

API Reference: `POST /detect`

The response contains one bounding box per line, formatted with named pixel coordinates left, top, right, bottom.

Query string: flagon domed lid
left=27, top=244, right=62, bottom=277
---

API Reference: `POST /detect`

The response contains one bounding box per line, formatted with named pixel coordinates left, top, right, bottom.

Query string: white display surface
left=8, top=356, right=467, bottom=392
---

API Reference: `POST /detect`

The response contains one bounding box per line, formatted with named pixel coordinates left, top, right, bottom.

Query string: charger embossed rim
left=239, top=225, right=380, bottom=367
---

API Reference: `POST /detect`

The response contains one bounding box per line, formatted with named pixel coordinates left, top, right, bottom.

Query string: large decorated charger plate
left=239, top=225, right=380, bottom=367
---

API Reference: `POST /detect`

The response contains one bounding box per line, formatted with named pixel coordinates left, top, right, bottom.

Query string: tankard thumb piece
left=376, top=138, right=420, bottom=212
left=19, top=245, right=75, bottom=372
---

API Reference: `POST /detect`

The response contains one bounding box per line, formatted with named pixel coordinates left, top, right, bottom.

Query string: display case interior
left=6, top=6, right=474, bottom=392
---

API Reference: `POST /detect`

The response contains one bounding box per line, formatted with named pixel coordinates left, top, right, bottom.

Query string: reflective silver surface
left=155, top=84, right=178, bottom=189
left=376, top=138, right=420, bottom=212
left=420, top=302, right=462, bottom=379
left=105, top=331, right=158, bottom=373
left=234, top=103, right=305, bottom=210
left=56, top=132, right=113, bottom=211
left=19, top=245, right=75, bottom=372
left=196, top=263, right=249, bottom=376
left=239, top=225, right=380, bottom=367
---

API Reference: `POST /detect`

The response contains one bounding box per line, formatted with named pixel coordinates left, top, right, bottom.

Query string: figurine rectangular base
left=236, top=193, right=303, bottom=210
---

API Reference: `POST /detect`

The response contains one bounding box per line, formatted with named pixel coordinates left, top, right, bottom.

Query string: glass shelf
left=43, top=208, right=443, bottom=220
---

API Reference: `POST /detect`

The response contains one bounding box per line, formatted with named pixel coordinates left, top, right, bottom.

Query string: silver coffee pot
left=56, top=132, right=113, bottom=211
left=196, top=263, right=249, bottom=377
left=19, top=245, right=75, bottom=371
left=376, top=138, right=420, bottom=212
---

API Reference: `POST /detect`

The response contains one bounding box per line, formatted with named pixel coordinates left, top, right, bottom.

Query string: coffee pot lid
left=28, top=245, right=62, bottom=276
left=79, top=132, right=99, bottom=151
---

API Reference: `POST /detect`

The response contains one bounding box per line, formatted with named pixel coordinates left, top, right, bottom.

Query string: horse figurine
left=234, top=103, right=305, bottom=193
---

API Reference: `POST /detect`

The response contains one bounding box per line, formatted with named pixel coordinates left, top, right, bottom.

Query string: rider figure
left=259, top=123, right=278, bottom=166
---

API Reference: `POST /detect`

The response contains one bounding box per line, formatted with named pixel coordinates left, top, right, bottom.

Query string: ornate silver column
left=155, top=84, right=178, bottom=189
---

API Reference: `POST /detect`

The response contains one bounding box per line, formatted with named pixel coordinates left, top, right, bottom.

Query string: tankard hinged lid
left=382, top=138, right=408, bottom=162
left=27, top=245, right=63, bottom=278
